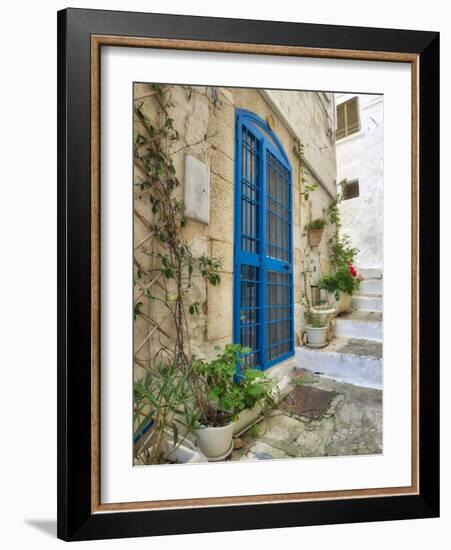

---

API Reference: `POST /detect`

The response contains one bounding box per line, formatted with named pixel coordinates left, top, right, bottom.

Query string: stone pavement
left=230, top=369, right=382, bottom=461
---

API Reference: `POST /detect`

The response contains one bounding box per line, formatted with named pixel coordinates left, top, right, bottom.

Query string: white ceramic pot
left=328, top=292, right=352, bottom=315
left=304, top=325, right=327, bottom=348
left=233, top=403, right=263, bottom=436
left=310, top=305, right=336, bottom=323
left=194, top=421, right=235, bottom=461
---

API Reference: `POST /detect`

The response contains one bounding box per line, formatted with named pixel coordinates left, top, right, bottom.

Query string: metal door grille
left=234, top=109, right=294, bottom=370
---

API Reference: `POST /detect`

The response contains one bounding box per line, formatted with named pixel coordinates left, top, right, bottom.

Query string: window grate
left=234, top=110, right=294, bottom=370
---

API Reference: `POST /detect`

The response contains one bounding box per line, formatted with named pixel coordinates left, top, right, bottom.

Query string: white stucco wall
left=335, top=94, right=384, bottom=270
left=263, top=90, right=337, bottom=197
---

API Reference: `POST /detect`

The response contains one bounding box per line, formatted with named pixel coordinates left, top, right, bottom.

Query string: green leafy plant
left=238, top=367, right=278, bottom=411
left=327, top=233, right=358, bottom=267
left=305, top=218, right=327, bottom=231
left=248, top=423, right=263, bottom=438
left=304, top=311, right=327, bottom=328
left=133, top=361, right=199, bottom=465
left=193, top=344, right=277, bottom=427
left=300, top=182, right=319, bottom=201
left=318, top=264, right=362, bottom=299
left=315, top=178, right=362, bottom=299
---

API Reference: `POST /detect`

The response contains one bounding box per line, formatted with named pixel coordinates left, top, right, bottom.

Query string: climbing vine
left=317, top=179, right=362, bottom=299
left=293, top=138, right=320, bottom=312
left=133, top=84, right=222, bottom=372
left=132, top=84, right=226, bottom=463
left=324, top=179, right=359, bottom=268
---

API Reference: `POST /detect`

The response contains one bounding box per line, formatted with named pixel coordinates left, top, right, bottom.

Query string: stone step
left=351, top=294, right=383, bottom=312
left=360, top=277, right=383, bottom=295
left=295, top=337, right=382, bottom=389
left=358, top=268, right=382, bottom=279
left=334, top=311, right=383, bottom=342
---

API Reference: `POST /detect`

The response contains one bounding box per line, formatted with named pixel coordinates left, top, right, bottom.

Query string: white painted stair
left=335, top=310, right=383, bottom=341
left=351, top=293, right=382, bottom=312
left=295, top=337, right=382, bottom=389
left=335, top=269, right=383, bottom=342
left=295, top=268, right=383, bottom=388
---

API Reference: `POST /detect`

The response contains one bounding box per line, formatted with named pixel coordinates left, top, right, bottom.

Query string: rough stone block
left=207, top=104, right=235, bottom=160
left=207, top=272, right=233, bottom=341
left=210, top=239, right=233, bottom=273
left=260, top=414, right=304, bottom=443
left=185, top=93, right=209, bottom=145
left=210, top=149, right=234, bottom=184
left=208, top=174, right=234, bottom=242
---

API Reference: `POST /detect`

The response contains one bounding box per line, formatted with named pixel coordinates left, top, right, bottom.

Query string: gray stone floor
left=230, top=369, right=382, bottom=461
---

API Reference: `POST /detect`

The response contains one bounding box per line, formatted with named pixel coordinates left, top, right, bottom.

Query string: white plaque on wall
left=184, top=155, right=210, bottom=224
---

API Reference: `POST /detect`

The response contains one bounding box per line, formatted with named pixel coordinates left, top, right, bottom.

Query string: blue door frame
left=233, top=109, right=294, bottom=371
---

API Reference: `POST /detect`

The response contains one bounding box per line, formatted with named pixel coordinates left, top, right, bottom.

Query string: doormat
left=280, top=385, right=338, bottom=420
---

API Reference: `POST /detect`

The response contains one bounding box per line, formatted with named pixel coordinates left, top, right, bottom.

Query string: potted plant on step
left=318, top=263, right=364, bottom=314
left=305, top=218, right=327, bottom=248
left=304, top=311, right=328, bottom=348
left=310, top=299, right=336, bottom=322
left=317, top=228, right=364, bottom=314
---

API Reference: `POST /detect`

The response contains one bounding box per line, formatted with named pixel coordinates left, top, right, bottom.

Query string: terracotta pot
left=328, top=292, right=352, bottom=315
left=308, top=228, right=324, bottom=248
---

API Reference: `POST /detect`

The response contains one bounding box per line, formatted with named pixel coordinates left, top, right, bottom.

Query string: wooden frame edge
left=90, top=34, right=420, bottom=515
left=91, top=34, right=418, bottom=62
left=91, top=34, right=101, bottom=513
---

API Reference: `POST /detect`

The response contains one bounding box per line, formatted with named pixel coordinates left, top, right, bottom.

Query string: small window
left=336, top=97, right=360, bottom=139
left=343, top=179, right=359, bottom=200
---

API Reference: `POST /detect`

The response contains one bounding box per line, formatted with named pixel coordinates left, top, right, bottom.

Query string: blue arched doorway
left=233, top=109, right=294, bottom=370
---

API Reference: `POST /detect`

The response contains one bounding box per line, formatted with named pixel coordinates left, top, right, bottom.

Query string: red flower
left=349, top=264, right=357, bottom=277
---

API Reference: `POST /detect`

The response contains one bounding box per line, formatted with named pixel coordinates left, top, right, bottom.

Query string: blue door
left=233, top=109, right=294, bottom=370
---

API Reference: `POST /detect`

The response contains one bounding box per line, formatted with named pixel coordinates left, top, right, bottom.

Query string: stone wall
left=133, top=84, right=337, bottom=379
left=335, top=94, right=384, bottom=270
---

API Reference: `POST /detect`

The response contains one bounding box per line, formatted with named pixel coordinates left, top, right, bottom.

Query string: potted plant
left=310, top=299, right=336, bottom=322
left=192, top=344, right=278, bottom=459
left=318, top=263, right=364, bottom=314
left=191, top=344, right=248, bottom=461
left=305, top=218, right=327, bottom=248
left=304, top=311, right=328, bottom=348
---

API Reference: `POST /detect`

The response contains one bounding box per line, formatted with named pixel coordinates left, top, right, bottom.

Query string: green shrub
left=193, top=344, right=277, bottom=427
left=328, top=233, right=358, bottom=266
left=305, top=218, right=327, bottom=230
left=318, top=264, right=362, bottom=298
left=305, top=311, right=328, bottom=328
left=133, top=361, right=199, bottom=464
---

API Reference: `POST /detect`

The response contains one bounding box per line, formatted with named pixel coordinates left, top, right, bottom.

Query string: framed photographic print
left=57, top=8, right=440, bottom=541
